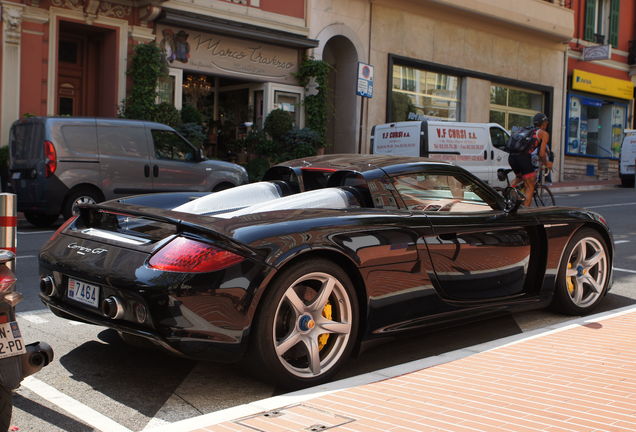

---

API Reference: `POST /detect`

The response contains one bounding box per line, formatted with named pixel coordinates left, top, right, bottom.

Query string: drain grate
left=235, top=404, right=355, bottom=431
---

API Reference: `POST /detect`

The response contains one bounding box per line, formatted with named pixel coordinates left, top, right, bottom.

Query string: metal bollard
left=0, top=193, right=17, bottom=271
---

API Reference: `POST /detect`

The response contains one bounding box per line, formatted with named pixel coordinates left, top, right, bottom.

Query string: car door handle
left=491, top=150, right=494, bottom=159
left=144, top=165, right=150, bottom=177
left=483, top=150, right=487, bottom=160
left=153, top=165, right=159, bottom=177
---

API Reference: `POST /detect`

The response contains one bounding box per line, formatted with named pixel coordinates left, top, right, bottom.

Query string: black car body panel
left=38, top=154, right=614, bottom=365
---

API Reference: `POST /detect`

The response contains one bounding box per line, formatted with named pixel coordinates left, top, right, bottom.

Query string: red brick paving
left=187, top=311, right=636, bottom=432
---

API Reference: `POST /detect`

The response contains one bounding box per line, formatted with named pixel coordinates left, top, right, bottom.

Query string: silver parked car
left=8, top=117, right=248, bottom=227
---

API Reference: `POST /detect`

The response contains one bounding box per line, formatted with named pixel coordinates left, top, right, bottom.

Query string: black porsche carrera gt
left=38, top=154, right=613, bottom=388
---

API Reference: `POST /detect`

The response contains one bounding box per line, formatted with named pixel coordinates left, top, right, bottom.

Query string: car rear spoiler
left=76, top=203, right=262, bottom=260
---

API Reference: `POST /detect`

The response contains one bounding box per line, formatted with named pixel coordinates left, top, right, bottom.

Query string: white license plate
left=0, top=321, right=26, bottom=360
left=67, top=278, right=100, bottom=308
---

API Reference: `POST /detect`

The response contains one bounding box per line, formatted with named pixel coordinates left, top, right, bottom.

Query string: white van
left=619, top=129, right=636, bottom=187
left=370, top=120, right=511, bottom=186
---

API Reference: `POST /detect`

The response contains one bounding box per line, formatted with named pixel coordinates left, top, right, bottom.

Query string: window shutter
left=584, top=0, right=597, bottom=41
left=609, top=0, right=620, bottom=47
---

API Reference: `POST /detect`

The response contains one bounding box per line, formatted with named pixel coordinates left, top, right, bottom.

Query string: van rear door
left=620, top=130, right=636, bottom=186
left=97, top=119, right=153, bottom=197
left=8, top=120, right=44, bottom=199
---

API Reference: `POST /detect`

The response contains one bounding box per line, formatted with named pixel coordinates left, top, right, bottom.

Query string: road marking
left=16, top=255, right=37, bottom=259
left=17, top=230, right=55, bottom=235
left=615, top=240, right=630, bottom=244
left=614, top=267, right=636, bottom=274
left=586, top=201, right=636, bottom=209
left=18, top=314, right=48, bottom=324
left=21, top=376, right=132, bottom=432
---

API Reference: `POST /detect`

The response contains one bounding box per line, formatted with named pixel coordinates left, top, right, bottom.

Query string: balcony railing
left=543, top=0, right=572, bottom=7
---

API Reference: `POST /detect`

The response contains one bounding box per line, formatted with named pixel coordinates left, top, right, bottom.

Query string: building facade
left=309, top=0, right=574, bottom=183
left=563, top=0, right=635, bottom=180
left=0, top=0, right=314, bottom=155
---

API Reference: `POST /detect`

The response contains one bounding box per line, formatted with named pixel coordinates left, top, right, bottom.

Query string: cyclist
left=508, top=113, right=553, bottom=206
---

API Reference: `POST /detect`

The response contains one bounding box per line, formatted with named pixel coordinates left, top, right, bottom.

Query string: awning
left=157, top=9, right=318, bottom=49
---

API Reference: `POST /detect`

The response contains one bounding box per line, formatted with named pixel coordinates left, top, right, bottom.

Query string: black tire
left=0, top=385, right=12, bottom=432
left=62, top=187, right=104, bottom=220
left=551, top=228, right=611, bottom=315
left=533, top=185, right=555, bottom=207
left=620, top=174, right=635, bottom=188
left=250, top=258, right=359, bottom=389
left=23, top=211, right=59, bottom=228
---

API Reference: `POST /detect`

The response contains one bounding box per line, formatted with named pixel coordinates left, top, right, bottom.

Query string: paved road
left=9, top=186, right=636, bottom=432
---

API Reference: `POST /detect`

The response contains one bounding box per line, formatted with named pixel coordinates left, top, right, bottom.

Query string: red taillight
left=49, top=215, right=77, bottom=242
left=44, top=140, right=57, bottom=177
left=0, top=266, right=16, bottom=293
left=148, top=237, right=244, bottom=273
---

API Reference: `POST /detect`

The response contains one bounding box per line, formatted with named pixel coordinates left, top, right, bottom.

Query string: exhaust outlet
left=21, top=341, right=54, bottom=378
left=40, top=276, right=56, bottom=297
left=101, top=296, right=124, bottom=319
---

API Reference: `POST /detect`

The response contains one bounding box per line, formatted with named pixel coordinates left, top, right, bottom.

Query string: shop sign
left=157, top=25, right=298, bottom=85
left=582, top=45, right=612, bottom=61
left=572, top=69, right=634, bottom=100
left=356, top=62, right=374, bottom=98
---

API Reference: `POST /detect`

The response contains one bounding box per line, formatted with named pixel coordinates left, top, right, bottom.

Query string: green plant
left=296, top=58, right=330, bottom=148
left=264, top=109, right=294, bottom=143
left=181, top=104, right=203, bottom=125
left=246, top=157, right=270, bottom=182
left=281, top=128, right=319, bottom=160
left=122, top=43, right=167, bottom=121
left=152, top=102, right=181, bottom=127
left=177, top=123, right=206, bottom=148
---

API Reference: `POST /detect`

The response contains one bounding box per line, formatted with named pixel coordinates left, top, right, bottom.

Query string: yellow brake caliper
left=318, top=303, right=332, bottom=350
left=567, top=262, right=575, bottom=295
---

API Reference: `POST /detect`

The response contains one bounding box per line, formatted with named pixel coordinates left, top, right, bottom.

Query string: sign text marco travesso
left=157, top=25, right=299, bottom=85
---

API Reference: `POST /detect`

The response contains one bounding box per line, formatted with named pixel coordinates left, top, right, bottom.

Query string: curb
left=146, top=304, right=636, bottom=432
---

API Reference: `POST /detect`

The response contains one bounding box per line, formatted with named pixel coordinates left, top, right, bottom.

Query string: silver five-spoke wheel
left=273, top=272, right=353, bottom=378
left=252, top=259, right=358, bottom=389
left=553, top=228, right=610, bottom=315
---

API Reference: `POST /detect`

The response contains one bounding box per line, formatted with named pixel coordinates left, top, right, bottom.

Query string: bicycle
left=496, top=166, right=555, bottom=207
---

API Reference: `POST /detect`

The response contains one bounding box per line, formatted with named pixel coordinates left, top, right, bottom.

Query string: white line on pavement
left=586, top=201, right=636, bottom=209
left=16, top=255, right=37, bottom=259
left=614, top=267, right=636, bottom=274
left=17, top=231, right=54, bottom=235
left=614, top=240, right=630, bottom=244
left=21, top=376, right=133, bottom=432
left=18, top=314, right=48, bottom=324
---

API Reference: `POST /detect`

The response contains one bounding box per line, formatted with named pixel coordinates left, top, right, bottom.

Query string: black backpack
left=506, top=126, right=537, bottom=154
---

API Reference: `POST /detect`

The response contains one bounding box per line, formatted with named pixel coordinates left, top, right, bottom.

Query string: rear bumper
left=40, top=294, right=248, bottom=363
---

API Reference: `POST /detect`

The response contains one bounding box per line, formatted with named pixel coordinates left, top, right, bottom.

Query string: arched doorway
left=322, top=36, right=358, bottom=154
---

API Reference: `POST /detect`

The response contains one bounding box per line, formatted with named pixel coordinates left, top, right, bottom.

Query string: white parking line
left=614, top=267, right=636, bottom=274
left=18, top=314, right=48, bottom=324
left=615, top=240, right=630, bottom=244
left=21, top=376, right=132, bottom=432
left=17, top=231, right=55, bottom=235
left=587, top=201, right=636, bottom=209
left=16, top=255, right=37, bottom=259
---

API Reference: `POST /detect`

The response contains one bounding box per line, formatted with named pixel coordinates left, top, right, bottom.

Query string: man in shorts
left=508, top=113, right=553, bottom=207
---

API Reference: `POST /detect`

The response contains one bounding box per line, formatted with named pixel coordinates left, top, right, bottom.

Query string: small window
left=151, top=130, right=196, bottom=162
left=393, top=172, right=496, bottom=212
left=490, top=127, right=509, bottom=151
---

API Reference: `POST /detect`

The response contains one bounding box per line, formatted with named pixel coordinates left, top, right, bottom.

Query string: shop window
left=584, top=0, right=620, bottom=47
left=566, top=95, right=625, bottom=159
left=489, top=85, right=543, bottom=130
left=274, top=91, right=301, bottom=127
left=390, top=65, right=459, bottom=122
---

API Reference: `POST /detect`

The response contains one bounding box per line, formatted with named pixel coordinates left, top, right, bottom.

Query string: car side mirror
left=502, top=186, right=523, bottom=214
left=198, top=148, right=206, bottom=161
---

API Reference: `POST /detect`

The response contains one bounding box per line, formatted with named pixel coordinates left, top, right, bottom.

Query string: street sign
left=356, top=62, right=374, bottom=98
left=583, top=44, right=612, bottom=61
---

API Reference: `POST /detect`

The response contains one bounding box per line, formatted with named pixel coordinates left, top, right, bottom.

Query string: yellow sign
left=572, top=69, right=634, bottom=100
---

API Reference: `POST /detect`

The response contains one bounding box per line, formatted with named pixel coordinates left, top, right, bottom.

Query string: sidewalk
left=549, top=179, right=621, bottom=193
left=150, top=305, right=636, bottom=432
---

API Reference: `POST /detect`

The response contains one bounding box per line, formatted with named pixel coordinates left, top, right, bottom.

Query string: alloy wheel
left=272, top=272, right=353, bottom=379
left=564, top=236, right=608, bottom=308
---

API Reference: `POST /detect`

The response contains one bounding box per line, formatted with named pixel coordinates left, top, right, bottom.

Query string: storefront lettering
left=193, top=35, right=293, bottom=71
